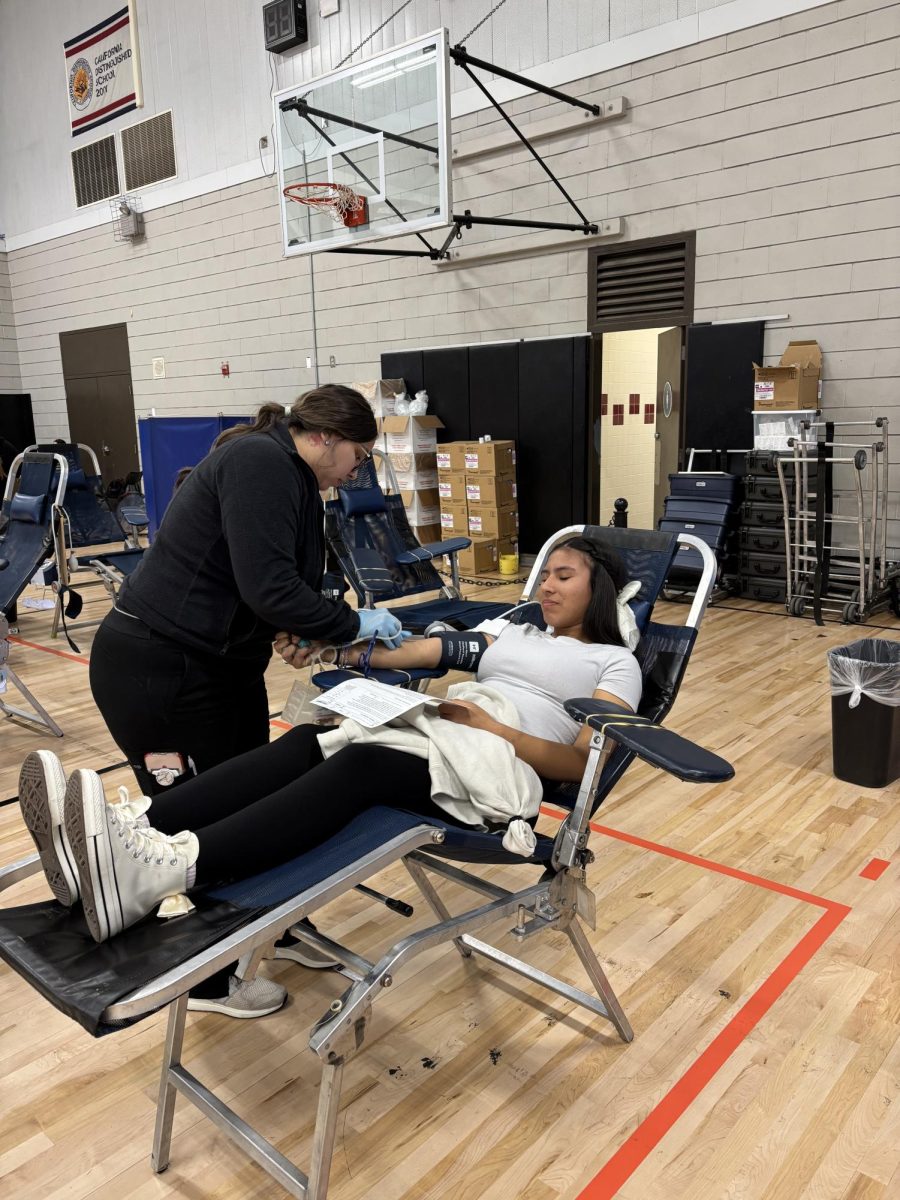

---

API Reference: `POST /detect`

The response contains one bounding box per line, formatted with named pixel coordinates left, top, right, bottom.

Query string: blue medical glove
left=356, top=608, right=411, bottom=650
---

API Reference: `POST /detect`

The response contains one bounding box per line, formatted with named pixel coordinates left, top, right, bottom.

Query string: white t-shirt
left=475, top=622, right=642, bottom=745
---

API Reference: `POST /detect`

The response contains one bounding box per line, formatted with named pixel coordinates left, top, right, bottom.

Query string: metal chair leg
left=566, top=919, right=633, bottom=1042
left=152, top=992, right=189, bottom=1172
left=307, top=1058, right=345, bottom=1200
left=404, top=855, right=472, bottom=958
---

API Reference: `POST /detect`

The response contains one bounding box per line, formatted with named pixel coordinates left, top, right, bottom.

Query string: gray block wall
left=3, top=0, right=899, bottom=534
left=0, top=252, right=21, bottom=394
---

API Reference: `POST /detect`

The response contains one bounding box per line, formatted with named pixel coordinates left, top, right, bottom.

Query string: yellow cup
left=499, top=553, right=519, bottom=576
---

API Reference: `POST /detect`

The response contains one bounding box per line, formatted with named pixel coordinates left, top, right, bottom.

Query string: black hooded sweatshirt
left=119, top=420, right=360, bottom=659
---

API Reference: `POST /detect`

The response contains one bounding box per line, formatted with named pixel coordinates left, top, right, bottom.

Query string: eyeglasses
left=350, top=443, right=372, bottom=468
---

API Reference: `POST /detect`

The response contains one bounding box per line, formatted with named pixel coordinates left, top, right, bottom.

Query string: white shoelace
left=111, top=815, right=191, bottom=866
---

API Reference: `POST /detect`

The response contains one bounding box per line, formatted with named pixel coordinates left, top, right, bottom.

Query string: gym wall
left=0, top=0, right=897, bottom=523
left=0, top=253, right=20, bottom=394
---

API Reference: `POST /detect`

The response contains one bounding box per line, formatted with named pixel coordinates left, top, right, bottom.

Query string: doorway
left=59, top=323, right=138, bottom=483
left=595, top=326, right=683, bottom=529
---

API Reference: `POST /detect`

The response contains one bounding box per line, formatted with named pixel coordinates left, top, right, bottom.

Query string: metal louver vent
left=71, top=136, right=119, bottom=208
left=121, top=111, right=176, bottom=191
left=589, top=234, right=695, bottom=332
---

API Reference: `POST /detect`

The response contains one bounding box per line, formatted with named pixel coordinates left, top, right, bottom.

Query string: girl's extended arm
left=438, top=689, right=632, bottom=782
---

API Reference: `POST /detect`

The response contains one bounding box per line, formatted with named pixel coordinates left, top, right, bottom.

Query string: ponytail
left=212, top=384, right=376, bottom=451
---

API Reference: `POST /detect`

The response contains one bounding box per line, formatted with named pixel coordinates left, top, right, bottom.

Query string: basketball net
left=283, top=182, right=369, bottom=228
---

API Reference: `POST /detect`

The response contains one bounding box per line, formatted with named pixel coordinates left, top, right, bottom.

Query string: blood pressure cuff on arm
left=436, top=631, right=490, bottom=672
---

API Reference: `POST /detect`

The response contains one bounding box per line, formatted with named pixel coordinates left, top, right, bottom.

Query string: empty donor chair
left=0, top=451, right=69, bottom=618
left=0, top=524, right=732, bottom=1199
left=324, top=452, right=513, bottom=632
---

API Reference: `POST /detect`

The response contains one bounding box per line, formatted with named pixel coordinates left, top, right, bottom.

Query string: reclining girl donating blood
left=19, top=537, right=642, bottom=944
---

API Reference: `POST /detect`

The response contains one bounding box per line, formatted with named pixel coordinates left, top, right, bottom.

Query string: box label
left=468, top=514, right=483, bottom=534
left=754, top=381, right=775, bottom=402
left=440, top=512, right=454, bottom=529
left=438, top=480, right=453, bottom=499
left=466, top=482, right=481, bottom=502
left=464, top=452, right=479, bottom=470
left=436, top=452, right=452, bottom=471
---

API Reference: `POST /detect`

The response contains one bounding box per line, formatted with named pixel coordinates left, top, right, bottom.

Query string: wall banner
left=64, top=4, right=142, bottom=138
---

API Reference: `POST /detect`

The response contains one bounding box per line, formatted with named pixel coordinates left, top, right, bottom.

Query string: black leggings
left=90, top=607, right=271, bottom=797
left=147, top=724, right=455, bottom=887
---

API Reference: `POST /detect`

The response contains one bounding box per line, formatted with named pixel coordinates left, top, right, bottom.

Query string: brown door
left=59, top=324, right=138, bottom=483
left=653, top=327, right=683, bottom=523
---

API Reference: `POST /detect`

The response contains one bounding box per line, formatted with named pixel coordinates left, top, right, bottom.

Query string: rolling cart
left=776, top=417, right=900, bottom=624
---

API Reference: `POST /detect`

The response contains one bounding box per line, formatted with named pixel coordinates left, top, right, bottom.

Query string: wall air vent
left=71, top=135, right=119, bottom=208
left=121, top=110, right=177, bottom=192
left=589, top=234, right=695, bottom=332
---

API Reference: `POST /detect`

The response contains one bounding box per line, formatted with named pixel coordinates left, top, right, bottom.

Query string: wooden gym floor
left=1, top=572, right=899, bottom=1200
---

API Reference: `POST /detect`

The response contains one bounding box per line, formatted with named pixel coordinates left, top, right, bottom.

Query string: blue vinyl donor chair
left=0, top=524, right=731, bottom=1200
left=324, top=452, right=516, bottom=634
left=23, top=443, right=146, bottom=640
left=0, top=451, right=69, bottom=618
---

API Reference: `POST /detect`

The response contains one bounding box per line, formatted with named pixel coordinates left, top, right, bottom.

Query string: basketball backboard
left=275, top=29, right=452, bottom=257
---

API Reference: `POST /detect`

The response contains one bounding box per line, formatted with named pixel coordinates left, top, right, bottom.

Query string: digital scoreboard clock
left=262, top=0, right=308, bottom=53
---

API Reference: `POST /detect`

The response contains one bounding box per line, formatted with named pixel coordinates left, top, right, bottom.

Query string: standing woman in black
left=83, top=385, right=404, bottom=1015
left=89, top=384, right=403, bottom=793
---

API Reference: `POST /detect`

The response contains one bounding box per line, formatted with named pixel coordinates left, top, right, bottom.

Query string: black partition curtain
left=382, top=337, right=590, bottom=553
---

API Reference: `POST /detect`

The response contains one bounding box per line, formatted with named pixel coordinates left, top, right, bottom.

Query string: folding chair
left=0, top=524, right=731, bottom=1200
left=324, top=452, right=515, bottom=632
left=22, top=443, right=146, bottom=639
left=0, top=450, right=69, bottom=617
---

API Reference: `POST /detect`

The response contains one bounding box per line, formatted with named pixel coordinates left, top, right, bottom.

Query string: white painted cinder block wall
left=1, top=0, right=898, bottom=527
left=0, top=253, right=21, bottom=393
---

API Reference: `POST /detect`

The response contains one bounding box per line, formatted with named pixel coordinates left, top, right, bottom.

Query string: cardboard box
left=468, top=505, right=519, bottom=539
left=463, top=440, right=516, bottom=477
left=351, top=379, right=405, bottom=420
left=753, top=341, right=822, bottom=411
left=436, top=442, right=468, bottom=474
left=458, top=538, right=499, bottom=576
left=465, top=475, right=517, bottom=507
left=439, top=500, right=470, bottom=537
left=400, top=487, right=440, bottom=526
left=381, top=414, right=444, bottom=455
left=388, top=451, right=438, bottom=491
left=497, top=535, right=519, bottom=559
left=438, top=472, right=468, bottom=504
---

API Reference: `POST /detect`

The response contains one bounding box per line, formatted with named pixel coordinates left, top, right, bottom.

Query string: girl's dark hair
left=212, top=383, right=377, bottom=450
left=552, top=536, right=630, bottom=646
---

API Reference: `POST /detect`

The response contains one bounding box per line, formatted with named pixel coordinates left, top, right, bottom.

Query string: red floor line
left=859, top=858, right=890, bottom=880
left=8, top=635, right=89, bottom=666
left=7, top=634, right=291, bottom=732
left=577, top=903, right=849, bottom=1200
left=539, top=804, right=837, bottom=911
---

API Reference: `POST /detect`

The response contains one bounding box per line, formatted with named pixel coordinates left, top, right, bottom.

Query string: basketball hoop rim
left=282, top=181, right=359, bottom=208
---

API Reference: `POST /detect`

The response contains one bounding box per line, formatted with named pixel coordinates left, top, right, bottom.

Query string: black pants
left=90, top=607, right=271, bottom=797
left=146, top=724, right=452, bottom=887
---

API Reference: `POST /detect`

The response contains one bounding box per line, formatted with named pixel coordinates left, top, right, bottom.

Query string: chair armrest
left=563, top=698, right=734, bottom=784
left=396, top=537, right=471, bottom=564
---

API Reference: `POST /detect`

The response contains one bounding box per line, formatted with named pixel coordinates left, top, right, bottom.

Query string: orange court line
left=859, top=857, right=891, bottom=880
left=537, top=805, right=850, bottom=1200
left=7, top=634, right=293, bottom=733
left=8, top=635, right=89, bottom=666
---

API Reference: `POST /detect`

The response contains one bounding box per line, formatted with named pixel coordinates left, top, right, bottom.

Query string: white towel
left=317, top=681, right=543, bottom=853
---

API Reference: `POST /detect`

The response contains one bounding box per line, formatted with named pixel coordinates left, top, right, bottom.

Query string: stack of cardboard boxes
left=352, top=379, right=444, bottom=545
left=381, top=413, right=444, bottom=545
left=437, top=439, right=519, bottom=575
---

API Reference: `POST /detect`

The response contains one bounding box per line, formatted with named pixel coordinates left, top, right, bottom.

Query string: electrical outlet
left=329, top=355, right=336, bottom=368
left=259, top=135, right=269, bottom=149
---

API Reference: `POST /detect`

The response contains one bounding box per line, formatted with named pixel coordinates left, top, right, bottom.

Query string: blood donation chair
left=22, top=444, right=146, bottom=640
left=324, top=453, right=515, bottom=633
left=0, top=524, right=732, bottom=1200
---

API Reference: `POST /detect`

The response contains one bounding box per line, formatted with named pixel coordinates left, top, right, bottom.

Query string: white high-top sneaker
left=18, top=750, right=79, bottom=907
left=64, top=769, right=199, bottom=944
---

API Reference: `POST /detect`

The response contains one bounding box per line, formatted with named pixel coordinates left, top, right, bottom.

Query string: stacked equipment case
left=659, top=472, right=744, bottom=591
